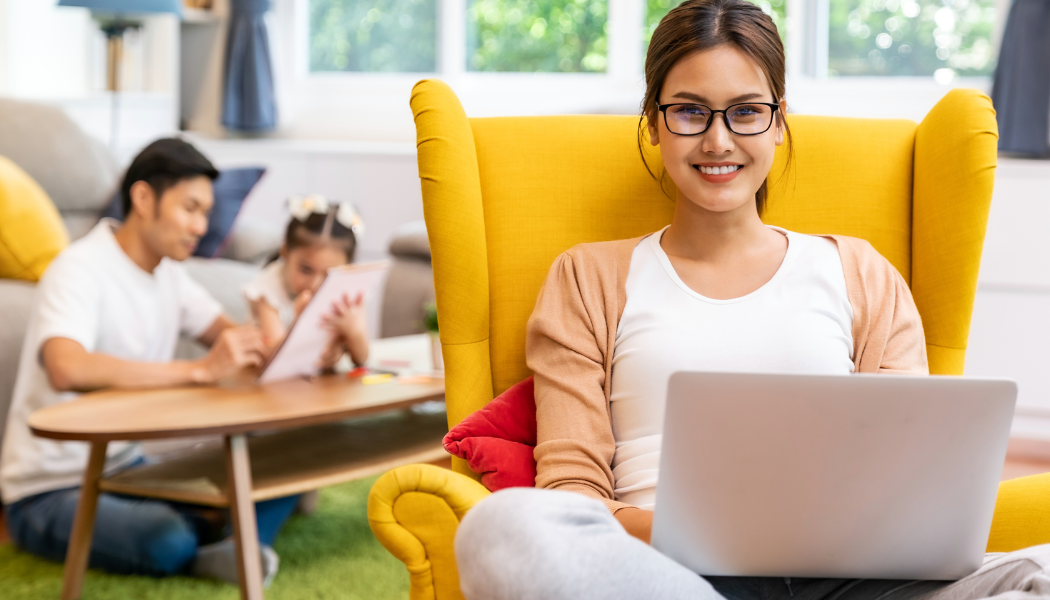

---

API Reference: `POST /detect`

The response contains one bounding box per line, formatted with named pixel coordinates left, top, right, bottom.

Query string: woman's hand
left=322, top=293, right=370, bottom=366
left=614, top=507, right=653, bottom=544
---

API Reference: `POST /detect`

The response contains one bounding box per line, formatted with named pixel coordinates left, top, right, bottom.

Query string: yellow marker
left=362, top=373, right=394, bottom=385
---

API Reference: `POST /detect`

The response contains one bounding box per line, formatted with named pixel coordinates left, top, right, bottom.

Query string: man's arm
left=42, top=323, right=266, bottom=393
left=196, top=314, right=238, bottom=348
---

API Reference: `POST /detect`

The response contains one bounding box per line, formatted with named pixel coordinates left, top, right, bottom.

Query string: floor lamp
left=58, top=0, right=183, bottom=153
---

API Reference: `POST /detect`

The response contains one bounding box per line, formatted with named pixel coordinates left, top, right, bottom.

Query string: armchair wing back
left=366, top=80, right=1043, bottom=600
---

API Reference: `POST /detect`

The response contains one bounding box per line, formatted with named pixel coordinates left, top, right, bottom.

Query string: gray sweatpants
left=455, top=488, right=1050, bottom=600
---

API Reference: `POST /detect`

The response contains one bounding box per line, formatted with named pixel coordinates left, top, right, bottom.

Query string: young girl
left=451, top=1, right=1050, bottom=599
left=243, top=194, right=369, bottom=367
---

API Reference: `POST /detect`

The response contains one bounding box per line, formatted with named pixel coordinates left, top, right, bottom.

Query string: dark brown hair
left=638, top=0, right=793, bottom=215
left=270, top=208, right=357, bottom=265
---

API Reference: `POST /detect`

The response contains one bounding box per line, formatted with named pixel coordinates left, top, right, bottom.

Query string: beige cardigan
left=525, top=234, right=929, bottom=514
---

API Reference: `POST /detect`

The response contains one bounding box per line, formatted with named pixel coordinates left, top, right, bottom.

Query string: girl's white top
left=609, top=226, right=855, bottom=509
left=243, top=259, right=296, bottom=327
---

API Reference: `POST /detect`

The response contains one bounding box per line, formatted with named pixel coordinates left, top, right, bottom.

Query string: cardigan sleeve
left=878, top=267, right=929, bottom=374
left=833, top=235, right=929, bottom=375
left=526, top=252, right=633, bottom=514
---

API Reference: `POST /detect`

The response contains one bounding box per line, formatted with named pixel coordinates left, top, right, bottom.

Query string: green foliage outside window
left=645, top=0, right=787, bottom=46
left=827, top=0, right=995, bottom=77
left=310, top=0, right=437, bottom=72
left=467, top=0, right=609, bottom=72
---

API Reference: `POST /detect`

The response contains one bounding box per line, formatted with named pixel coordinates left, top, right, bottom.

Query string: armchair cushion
left=443, top=376, right=536, bottom=491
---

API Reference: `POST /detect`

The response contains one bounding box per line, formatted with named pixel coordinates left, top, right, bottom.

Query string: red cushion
left=442, top=376, right=537, bottom=491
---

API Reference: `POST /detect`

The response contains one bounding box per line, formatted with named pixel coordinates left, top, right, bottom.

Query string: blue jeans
left=5, top=487, right=299, bottom=577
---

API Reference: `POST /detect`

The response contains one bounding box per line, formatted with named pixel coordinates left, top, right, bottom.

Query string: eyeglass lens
left=665, top=104, right=774, bottom=135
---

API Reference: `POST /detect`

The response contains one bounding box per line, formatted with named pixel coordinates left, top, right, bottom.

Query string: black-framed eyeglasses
left=657, top=102, right=780, bottom=136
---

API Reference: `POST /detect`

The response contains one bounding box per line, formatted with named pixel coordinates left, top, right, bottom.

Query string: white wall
left=966, top=158, right=1050, bottom=443
left=0, top=0, right=92, bottom=99
left=0, top=0, right=179, bottom=163
left=187, top=136, right=422, bottom=260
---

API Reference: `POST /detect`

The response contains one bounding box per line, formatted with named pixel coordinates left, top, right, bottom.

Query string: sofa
left=0, top=98, right=435, bottom=470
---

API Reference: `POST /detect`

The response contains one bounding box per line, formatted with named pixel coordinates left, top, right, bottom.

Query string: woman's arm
left=832, top=236, right=928, bottom=374
left=527, top=251, right=633, bottom=514
left=615, top=507, right=653, bottom=543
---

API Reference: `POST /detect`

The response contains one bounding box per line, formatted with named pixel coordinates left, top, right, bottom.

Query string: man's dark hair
left=120, top=138, right=220, bottom=217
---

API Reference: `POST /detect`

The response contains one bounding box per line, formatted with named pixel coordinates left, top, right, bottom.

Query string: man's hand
left=193, top=326, right=267, bottom=383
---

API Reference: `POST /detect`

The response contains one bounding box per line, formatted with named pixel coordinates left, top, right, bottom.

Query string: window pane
left=466, top=0, right=609, bottom=72
left=646, top=0, right=787, bottom=45
left=828, top=0, right=996, bottom=77
left=310, top=0, right=437, bottom=72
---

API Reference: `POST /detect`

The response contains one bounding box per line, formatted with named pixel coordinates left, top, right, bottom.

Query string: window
left=827, top=0, right=997, bottom=78
left=309, top=0, right=437, bottom=72
left=303, top=0, right=998, bottom=81
left=645, top=0, right=787, bottom=45
left=466, top=0, right=608, bottom=72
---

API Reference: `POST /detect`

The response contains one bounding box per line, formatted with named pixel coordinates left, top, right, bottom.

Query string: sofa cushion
left=443, top=376, right=536, bottom=491
left=102, top=167, right=266, bottom=259
left=0, top=98, right=118, bottom=215
left=0, top=156, right=70, bottom=281
left=388, top=220, right=431, bottom=261
left=0, top=279, right=37, bottom=467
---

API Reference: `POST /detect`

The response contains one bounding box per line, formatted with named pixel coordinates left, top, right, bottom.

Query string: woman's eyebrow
left=670, top=91, right=766, bottom=103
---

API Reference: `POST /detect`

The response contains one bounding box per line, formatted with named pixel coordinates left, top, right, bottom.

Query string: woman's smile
left=694, top=162, right=744, bottom=183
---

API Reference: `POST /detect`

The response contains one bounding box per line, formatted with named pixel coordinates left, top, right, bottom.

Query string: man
left=1, top=138, right=293, bottom=585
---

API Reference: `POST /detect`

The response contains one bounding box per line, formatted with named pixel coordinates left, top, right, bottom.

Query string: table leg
left=224, top=434, right=264, bottom=600
left=61, top=440, right=107, bottom=600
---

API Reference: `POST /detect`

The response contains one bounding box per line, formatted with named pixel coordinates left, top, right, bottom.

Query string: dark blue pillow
left=101, top=167, right=266, bottom=258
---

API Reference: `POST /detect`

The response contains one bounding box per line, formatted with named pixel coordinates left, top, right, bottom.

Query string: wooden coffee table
left=28, top=337, right=446, bottom=600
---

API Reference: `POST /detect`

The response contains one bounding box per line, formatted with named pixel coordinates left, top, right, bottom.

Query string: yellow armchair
left=367, top=79, right=1050, bottom=600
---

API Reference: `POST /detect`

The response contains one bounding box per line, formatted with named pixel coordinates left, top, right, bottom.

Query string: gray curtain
left=990, top=0, right=1050, bottom=157
left=222, top=0, right=276, bottom=131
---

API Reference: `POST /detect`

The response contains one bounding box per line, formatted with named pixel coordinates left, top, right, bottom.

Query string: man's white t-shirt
left=609, top=227, right=855, bottom=509
left=0, top=219, right=223, bottom=504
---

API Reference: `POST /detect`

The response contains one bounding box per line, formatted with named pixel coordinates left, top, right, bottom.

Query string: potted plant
left=423, top=301, right=443, bottom=372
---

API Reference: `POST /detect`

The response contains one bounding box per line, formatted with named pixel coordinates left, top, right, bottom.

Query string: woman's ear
left=774, top=99, right=788, bottom=146
left=279, top=243, right=287, bottom=260
left=647, top=112, right=661, bottom=147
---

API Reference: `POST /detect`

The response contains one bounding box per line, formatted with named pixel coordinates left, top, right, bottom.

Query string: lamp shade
left=57, top=0, right=183, bottom=17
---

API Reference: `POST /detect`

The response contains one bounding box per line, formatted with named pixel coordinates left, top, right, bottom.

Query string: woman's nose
left=701, top=116, right=734, bottom=154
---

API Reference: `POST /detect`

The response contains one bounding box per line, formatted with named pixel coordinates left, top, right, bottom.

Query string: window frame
left=280, top=0, right=1007, bottom=122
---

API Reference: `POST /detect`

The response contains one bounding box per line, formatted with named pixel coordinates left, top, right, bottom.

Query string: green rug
left=0, top=476, right=410, bottom=599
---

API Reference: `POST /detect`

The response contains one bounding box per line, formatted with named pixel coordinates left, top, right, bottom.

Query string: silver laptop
left=651, top=372, right=1016, bottom=581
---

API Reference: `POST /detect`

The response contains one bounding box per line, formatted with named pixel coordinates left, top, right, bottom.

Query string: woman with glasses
left=451, top=1, right=1050, bottom=599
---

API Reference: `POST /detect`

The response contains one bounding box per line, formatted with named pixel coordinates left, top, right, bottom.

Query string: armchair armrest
left=369, top=464, right=492, bottom=600
left=987, top=472, right=1050, bottom=553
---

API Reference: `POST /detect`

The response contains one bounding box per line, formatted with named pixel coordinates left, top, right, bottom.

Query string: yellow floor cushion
left=0, top=155, right=69, bottom=281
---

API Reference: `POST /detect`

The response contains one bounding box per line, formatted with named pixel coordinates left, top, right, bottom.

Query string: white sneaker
left=191, top=537, right=280, bottom=589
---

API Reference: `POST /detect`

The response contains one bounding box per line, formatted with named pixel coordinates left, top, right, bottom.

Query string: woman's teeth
left=698, top=165, right=742, bottom=175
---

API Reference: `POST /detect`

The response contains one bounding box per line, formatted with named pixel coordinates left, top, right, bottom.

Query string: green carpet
left=0, top=476, right=410, bottom=599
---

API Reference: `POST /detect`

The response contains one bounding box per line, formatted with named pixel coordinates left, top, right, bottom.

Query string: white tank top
left=609, top=226, right=855, bottom=509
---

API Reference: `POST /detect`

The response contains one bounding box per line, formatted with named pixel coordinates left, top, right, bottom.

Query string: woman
left=452, top=1, right=1050, bottom=599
